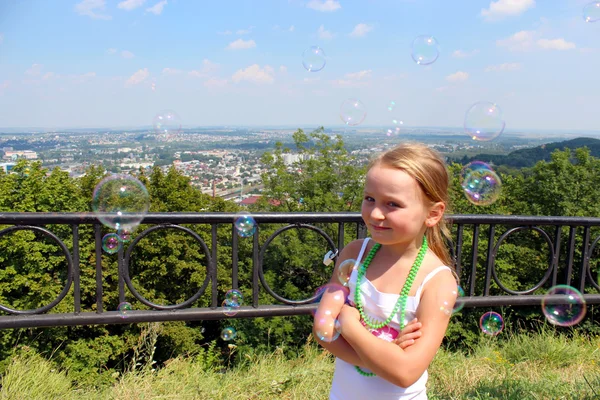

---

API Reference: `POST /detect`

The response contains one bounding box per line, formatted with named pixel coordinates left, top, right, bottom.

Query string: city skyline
left=0, top=0, right=599, bottom=130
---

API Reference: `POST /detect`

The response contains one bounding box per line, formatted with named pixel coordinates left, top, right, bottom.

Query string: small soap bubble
left=340, top=99, right=367, bottom=126
left=411, top=35, right=440, bottom=65
left=302, top=46, right=327, bottom=72
left=117, top=229, right=131, bottom=243
left=461, top=162, right=502, bottom=206
left=117, top=302, right=132, bottom=318
left=225, top=289, right=243, bottom=305
left=222, top=299, right=240, bottom=317
left=542, top=285, right=587, bottom=326
left=386, top=119, right=403, bottom=136
left=337, top=259, right=358, bottom=287
left=153, top=110, right=181, bottom=136
left=464, top=101, right=505, bottom=141
left=221, top=326, right=237, bottom=341
left=387, top=101, right=396, bottom=112
left=315, top=317, right=342, bottom=343
left=479, top=311, right=504, bottom=336
left=439, top=285, right=465, bottom=316
left=92, top=174, right=150, bottom=232
left=102, top=233, right=122, bottom=254
left=583, top=1, right=600, bottom=22
left=234, top=214, right=257, bottom=238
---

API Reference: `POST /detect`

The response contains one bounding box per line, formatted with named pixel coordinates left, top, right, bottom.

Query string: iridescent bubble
left=337, top=259, right=358, bottom=287
left=153, top=110, right=182, bottom=136
left=312, top=283, right=349, bottom=316
left=464, top=102, right=505, bottom=141
left=234, top=214, right=257, bottom=238
left=411, top=35, right=440, bottom=65
left=225, top=289, right=243, bottom=305
left=583, top=1, right=600, bottom=22
left=314, top=316, right=342, bottom=342
left=117, top=302, right=132, bottom=318
left=453, top=286, right=466, bottom=314
left=461, top=162, right=502, bottom=206
left=386, top=119, right=403, bottom=136
left=102, top=233, right=122, bottom=254
left=302, top=46, right=326, bottom=72
left=340, top=99, right=367, bottom=126
left=479, top=311, right=504, bottom=336
left=387, top=101, right=396, bottom=112
left=221, top=326, right=237, bottom=341
left=92, top=175, right=150, bottom=231
left=222, top=299, right=240, bottom=317
left=542, top=285, right=587, bottom=327
left=117, top=228, right=131, bottom=243
left=439, top=285, right=465, bottom=316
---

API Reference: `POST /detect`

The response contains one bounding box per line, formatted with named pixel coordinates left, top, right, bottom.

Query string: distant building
left=3, top=150, right=38, bottom=160
left=0, top=163, right=15, bottom=173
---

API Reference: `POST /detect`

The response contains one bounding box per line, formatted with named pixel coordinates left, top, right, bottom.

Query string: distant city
left=0, top=125, right=592, bottom=204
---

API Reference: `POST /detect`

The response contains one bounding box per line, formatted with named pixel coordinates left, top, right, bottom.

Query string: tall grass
left=1, top=329, right=598, bottom=400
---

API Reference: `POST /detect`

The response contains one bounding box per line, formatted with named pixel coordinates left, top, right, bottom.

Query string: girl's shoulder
left=337, top=238, right=373, bottom=260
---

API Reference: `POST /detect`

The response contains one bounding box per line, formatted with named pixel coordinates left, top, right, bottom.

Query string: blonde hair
left=368, top=142, right=453, bottom=267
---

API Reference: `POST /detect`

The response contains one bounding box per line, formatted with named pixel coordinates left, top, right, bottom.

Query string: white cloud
left=445, top=71, right=469, bottom=82
left=25, top=64, right=43, bottom=76
left=121, top=50, right=135, bottom=59
left=344, top=70, right=372, bottom=80
left=146, top=0, right=167, bottom=15
left=218, top=30, right=233, bottom=35
left=452, top=49, right=479, bottom=58
left=236, top=26, right=254, bottom=35
left=537, top=38, right=576, bottom=50
left=497, top=30, right=576, bottom=51
left=226, top=38, right=256, bottom=50
left=72, top=72, right=96, bottom=84
left=231, top=64, right=275, bottom=84
left=42, top=72, right=55, bottom=80
left=436, top=86, right=449, bottom=92
left=106, top=48, right=117, bottom=54
left=162, top=68, right=182, bottom=75
left=485, top=62, right=521, bottom=72
left=306, top=0, right=341, bottom=12
left=289, top=25, right=295, bottom=32
left=117, top=0, right=146, bottom=11
left=204, top=77, right=228, bottom=88
left=496, top=30, right=536, bottom=51
left=349, top=23, right=373, bottom=38
left=74, top=0, right=112, bottom=20
left=0, top=80, right=10, bottom=91
left=481, top=0, right=535, bottom=21
left=125, top=68, right=150, bottom=86
left=317, top=25, right=335, bottom=40
left=279, top=65, right=288, bottom=74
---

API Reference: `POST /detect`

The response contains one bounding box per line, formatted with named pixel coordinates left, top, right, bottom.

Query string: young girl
left=314, top=142, right=458, bottom=399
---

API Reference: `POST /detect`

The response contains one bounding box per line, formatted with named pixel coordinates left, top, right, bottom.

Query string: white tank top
left=329, top=238, right=452, bottom=400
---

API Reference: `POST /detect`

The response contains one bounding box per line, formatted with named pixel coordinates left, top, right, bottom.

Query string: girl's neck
left=376, top=236, right=425, bottom=261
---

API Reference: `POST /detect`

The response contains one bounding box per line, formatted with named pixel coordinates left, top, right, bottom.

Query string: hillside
left=455, top=137, right=600, bottom=168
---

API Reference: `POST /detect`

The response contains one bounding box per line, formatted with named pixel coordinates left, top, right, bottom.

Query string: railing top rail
left=1, top=212, right=600, bottom=226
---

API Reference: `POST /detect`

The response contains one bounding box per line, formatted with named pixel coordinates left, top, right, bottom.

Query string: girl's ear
left=426, top=202, right=445, bottom=227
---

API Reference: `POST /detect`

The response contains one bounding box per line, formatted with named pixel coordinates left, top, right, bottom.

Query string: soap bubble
left=302, top=46, right=326, bottom=72
left=583, top=1, right=600, bottom=22
left=411, top=35, right=440, bottom=65
left=117, top=302, right=133, bottom=318
left=479, top=311, right=504, bottom=336
left=153, top=110, right=181, bottom=136
left=92, top=174, right=150, bottom=232
left=337, top=259, right=357, bottom=287
left=542, top=285, right=587, bottom=326
left=314, top=316, right=342, bottom=342
left=225, top=289, right=243, bottom=305
left=102, top=233, right=122, bottom=254
left=222, top=299, right=240, bottom=317
left=464, top=101, right=505, bottom=141
left=340, top=99, right=367, bottom=126
left=221, top=326, right=237, bottom=341
left=461, top=162, right=502, bottom=206
left=234, top=214, right=257, bottom=238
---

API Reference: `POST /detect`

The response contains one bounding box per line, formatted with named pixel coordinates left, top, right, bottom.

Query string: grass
left=1, top=330, right=599, bottom=400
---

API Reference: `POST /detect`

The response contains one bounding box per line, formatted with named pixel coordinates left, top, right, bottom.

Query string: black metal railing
left=0, top=212, right=598, bottom=329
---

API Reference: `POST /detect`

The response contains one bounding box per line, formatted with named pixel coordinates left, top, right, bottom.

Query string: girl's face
left=361, top=164, right=433, bottom=246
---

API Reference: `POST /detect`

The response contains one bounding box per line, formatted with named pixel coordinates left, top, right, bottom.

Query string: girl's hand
left=393, top=318, right=422, bottom=349
left=338, top=304, right=361, bottom=327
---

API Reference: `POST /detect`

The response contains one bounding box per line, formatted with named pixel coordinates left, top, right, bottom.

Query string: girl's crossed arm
left=338, top=269, right=457, bottom=388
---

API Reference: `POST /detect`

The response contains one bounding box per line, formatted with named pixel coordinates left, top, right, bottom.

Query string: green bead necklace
left=353, top=237, right=428, bottom=377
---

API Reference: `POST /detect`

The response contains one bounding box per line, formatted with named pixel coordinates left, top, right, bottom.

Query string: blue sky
left=0, top=0, right=598, bottom=130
